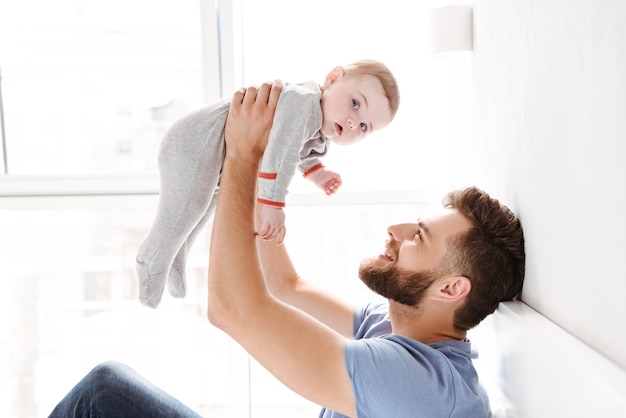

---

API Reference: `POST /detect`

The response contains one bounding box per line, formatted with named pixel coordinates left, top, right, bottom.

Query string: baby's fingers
left=257, top=223, right=277, bottom=241
left=275, top=226, right=286, bottom=246
left=325, top=180, right=341, bottom=195
left=256, top=222, right=270, bottom=239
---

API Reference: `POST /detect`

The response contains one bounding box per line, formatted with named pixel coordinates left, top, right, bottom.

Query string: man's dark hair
left=441, top=187, right=526, bottom=331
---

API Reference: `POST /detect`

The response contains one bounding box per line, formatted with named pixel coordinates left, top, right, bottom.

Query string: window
left=0, top=0, right=205, bottom=175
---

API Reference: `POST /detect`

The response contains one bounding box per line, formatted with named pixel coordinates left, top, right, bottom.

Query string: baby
left=136, top=59, right=400, bottom=308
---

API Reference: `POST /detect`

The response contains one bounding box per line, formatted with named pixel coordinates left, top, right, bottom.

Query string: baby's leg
left=167, top=193, right=218, bottom=298
left=136, top=124, right=223, bottom=308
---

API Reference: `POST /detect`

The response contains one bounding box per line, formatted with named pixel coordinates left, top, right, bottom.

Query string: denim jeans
left=48, top=361, right=203, bottom=418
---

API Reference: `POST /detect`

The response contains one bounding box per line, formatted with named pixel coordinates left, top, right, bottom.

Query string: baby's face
left=319, top=74, right=392, bottom=146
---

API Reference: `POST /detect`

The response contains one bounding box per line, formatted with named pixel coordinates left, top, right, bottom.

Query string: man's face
left=359, top=209, right=472, bottom=306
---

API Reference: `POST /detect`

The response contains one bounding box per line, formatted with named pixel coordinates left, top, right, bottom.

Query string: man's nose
left=387, top=224, right=411, bottom=242
left=387, top=224, right=401, bottom=241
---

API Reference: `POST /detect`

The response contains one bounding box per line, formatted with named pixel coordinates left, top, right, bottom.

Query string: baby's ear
left=323, top=66, right=345, bottom=87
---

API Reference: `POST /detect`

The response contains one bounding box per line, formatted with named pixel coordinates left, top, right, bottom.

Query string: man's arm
left=207, top=82, right=357, bottom=417
left=255, top=229, right=355, bottom=339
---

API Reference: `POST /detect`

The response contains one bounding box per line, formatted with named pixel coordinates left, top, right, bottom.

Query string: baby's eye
left=360, top=122, right=367, bottom=132
left=352, top=99, right=359, bottom=110
left=414, top=230, right=422, bottom=240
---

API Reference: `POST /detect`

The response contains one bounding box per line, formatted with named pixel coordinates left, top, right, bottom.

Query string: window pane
left=0, top=1, right=205, bottom=175
left=1, top=205, right=251, bottom=417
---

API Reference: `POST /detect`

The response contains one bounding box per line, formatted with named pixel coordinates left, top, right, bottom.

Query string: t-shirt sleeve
left=352, top=302, right=391, bottom=339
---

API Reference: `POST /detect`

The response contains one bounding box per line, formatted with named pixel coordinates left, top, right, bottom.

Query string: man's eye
left=415, top=230, right=422, bottom=240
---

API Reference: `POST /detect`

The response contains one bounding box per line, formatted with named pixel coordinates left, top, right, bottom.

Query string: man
left=49, top=81, right=525, bottom=417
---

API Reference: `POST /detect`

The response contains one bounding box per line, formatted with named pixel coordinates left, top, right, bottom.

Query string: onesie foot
left=167, top=267, right=187, bottom=299
left=136, top=258, right=168, bottom=308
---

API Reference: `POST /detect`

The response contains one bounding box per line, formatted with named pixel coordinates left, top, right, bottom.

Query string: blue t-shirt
left=319, top=302, right=490, bottom=418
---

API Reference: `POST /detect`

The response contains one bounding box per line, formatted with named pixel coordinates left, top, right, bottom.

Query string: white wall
left=446, top=0, right=626, bottom=414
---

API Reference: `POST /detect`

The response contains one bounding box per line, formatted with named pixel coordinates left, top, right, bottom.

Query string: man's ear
left=431, top=276, right=471, bottom=303
left=323, top=66, right=345, bottom=88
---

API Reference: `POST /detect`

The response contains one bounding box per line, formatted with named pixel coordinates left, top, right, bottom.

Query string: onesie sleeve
left=257, top=84, right=322, bottom=207
left=299, top=158, right=324, bottom=179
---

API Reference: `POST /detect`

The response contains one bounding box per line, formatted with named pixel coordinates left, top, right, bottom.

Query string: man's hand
left=224, top=81, right=283, bottom=160
left=257, top=204, right=286, bottom=245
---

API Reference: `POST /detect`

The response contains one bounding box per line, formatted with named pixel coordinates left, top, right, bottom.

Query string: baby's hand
left=312, top=169, right=342, bottom=196
left=257, top=204, right=286, bottom=245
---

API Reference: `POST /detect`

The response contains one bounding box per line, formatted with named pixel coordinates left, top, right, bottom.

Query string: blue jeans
left=48, top=361, right=203, bottom=418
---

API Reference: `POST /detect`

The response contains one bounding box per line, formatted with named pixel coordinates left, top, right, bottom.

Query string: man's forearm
left=207, top=82, right=281, bottom=328
left=207, top=152, right=266, bottom=325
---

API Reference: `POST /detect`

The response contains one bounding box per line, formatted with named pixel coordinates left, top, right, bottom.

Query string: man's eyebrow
left=418, top=220, right=431, bottom=238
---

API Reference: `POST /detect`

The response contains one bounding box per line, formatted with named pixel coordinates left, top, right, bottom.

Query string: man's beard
left=358, top=258, right=439, bottom=307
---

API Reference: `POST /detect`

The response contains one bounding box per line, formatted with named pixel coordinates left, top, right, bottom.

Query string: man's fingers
left=225, top=80, right=282, bottom=159
left=255, top=80, right=282, bottom=110
left=267, top=80, right=283, bottom=110
left=234, top=80, right=282, bottom=109
left=242, top=85, right=258, bottom=105
left=256, top=82, right=272, bottom=106
left=232, top=87, right=246, bottom=105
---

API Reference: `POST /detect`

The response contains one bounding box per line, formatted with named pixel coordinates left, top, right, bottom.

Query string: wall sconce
left=431, top=5, right=473, bottom=59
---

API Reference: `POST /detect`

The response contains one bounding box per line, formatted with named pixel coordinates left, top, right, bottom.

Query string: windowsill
left=0, top=174, right=160, bottom=197
left=0, top=174, right=442, bottom=208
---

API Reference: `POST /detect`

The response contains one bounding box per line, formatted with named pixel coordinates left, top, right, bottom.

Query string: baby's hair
left=343, top=59, right=400, bottom=119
